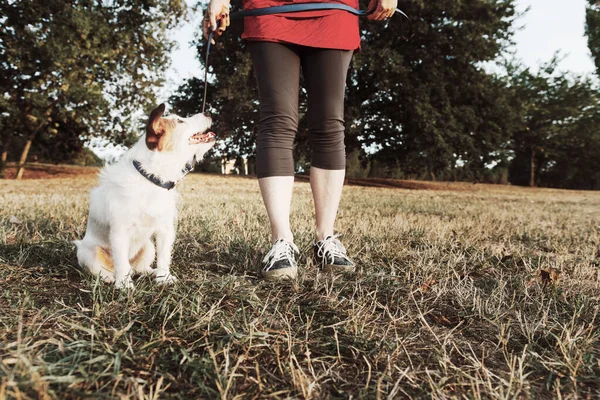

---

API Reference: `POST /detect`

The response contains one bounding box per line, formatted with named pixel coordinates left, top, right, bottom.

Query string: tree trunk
left=0, top=149, right=8, bottom=179
left=529, top=146, right=536, bottom=187
left=0, top=134, right=11, bottom=178
left=14, top=96, right=61, bottom=179
left=15, top=137, right=33, bottom=180
left=15, top=105, right=53, bottom=180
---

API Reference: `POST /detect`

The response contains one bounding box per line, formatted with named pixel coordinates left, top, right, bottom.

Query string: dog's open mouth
left=189, top=131, right=216, bottom=144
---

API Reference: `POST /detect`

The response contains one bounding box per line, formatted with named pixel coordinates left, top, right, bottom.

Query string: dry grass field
left=1, top=168, right=600, bottom=399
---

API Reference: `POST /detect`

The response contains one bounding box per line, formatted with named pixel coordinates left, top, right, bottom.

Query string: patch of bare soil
left=1, top=164, right=535, bottom=194
left=295, top=174, right=491, bottom=191
left=2, top=163, right=99, bottom=179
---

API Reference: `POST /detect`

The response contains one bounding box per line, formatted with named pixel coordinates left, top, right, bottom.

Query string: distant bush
left=346, top=151, right=370, bottom=178
left=70, top=149, right=103, bottom=167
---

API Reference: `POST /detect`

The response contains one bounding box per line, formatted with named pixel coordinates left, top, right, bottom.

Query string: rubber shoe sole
left=262, top=265, right=298, bottom=281
left=321, top=263, right=355, bottom=274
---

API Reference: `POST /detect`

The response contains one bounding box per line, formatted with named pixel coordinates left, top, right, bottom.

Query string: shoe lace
left=316, top=235, right=348, bottom=264
left=262, top=239, right=299, bottom=271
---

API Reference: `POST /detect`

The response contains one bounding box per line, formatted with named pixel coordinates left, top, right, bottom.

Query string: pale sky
left=161, top=0, right=597, bottom=101
left=513, top=0, right=595, bottom=75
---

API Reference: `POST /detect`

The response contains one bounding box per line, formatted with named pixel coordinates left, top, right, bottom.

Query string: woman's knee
left=256, top=111, right=299, bottom=178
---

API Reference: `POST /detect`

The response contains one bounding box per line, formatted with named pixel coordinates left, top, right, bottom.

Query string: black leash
left=201, top=3, right=412, bottom=113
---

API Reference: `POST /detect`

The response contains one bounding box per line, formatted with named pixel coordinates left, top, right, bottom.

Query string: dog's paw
left=115, top=276, right=134, bottom=290
left=155, top=273, right=178, bottom=285
left=99, top=270, right=116, bottom=284
left=136, top=267, right=157, bottom=276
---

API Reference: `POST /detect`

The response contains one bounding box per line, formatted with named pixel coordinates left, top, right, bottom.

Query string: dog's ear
left=146, top=104, right=166, bottom=151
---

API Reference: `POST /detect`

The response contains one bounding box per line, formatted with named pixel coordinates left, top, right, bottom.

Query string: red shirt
left=241, top=0, right=361, bottom=50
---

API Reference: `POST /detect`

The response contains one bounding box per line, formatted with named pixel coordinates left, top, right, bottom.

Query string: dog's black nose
left=203, top=111, right=211, bottom=118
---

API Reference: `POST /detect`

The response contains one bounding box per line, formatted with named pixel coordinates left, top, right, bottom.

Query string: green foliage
left=0, top=0, right=187, bottom=171
left=70, top=148, right=103, bottom=167
left=346, top=150, right=370, bottom=178
left=586, top=0, right=600, bottom=76
left=350, top=0, right=519, bottom=180
left=506, top=59, right=600, bottom=189
left=6, top=0, right=597, bottom=188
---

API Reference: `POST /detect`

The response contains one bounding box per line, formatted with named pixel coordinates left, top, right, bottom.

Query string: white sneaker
left=261, top=238, right=299, bottom=280
left=313, top=235, right=355, bottom=273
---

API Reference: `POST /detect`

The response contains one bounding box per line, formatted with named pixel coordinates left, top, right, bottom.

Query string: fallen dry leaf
left=420, top=275, right=437, bottom=293
left=540, top=268, right=561, bottom=285
left=526, top=268, right=561, bottom=288
left=427, top=312, right=460, bottom=328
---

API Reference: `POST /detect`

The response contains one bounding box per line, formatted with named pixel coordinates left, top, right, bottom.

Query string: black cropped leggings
left=248, top=41, right=354, bottom=178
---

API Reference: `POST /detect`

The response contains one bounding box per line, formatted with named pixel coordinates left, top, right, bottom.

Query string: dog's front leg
left=154, top=224, right=177, bottom=285
left=111, top=229, right=134, bottom=289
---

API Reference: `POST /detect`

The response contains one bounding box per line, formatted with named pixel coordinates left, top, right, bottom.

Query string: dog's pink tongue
left=201, top=131, right=216, bottom=142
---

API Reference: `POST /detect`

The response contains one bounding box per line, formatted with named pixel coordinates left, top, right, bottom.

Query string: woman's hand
left=367, top=0, right=397, bottom=20
left=203, top=0, right=231, bottom=44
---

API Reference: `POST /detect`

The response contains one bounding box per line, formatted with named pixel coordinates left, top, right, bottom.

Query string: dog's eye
left=177, top=119, right=185, bottom=124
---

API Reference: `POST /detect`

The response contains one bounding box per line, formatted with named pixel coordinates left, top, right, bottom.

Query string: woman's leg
left=248, top=41, right=301, bottom=279
left=258, top=176, right=294, bottom=242
left=248, top=41, right=300, bottom=243
left=301, top=48, right=356, bottom=271
left=301, top=48, right=353, bottom=241
left=309, top=167, right=345, bottom=241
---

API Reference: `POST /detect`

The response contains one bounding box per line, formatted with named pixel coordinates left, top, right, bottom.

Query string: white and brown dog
left=75, top=104, right=216, bottom=289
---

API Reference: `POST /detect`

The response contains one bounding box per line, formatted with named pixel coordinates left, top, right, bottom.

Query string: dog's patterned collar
left=133, top=157, right=195, bottom=190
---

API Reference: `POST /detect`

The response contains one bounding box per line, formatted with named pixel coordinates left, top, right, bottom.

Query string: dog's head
left=145, top=104, right=216, bottom=156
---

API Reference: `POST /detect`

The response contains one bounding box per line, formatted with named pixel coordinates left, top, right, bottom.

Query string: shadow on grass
left=0, top=240, right=89, bottom=314
left=1, top=234, right=263, bottom=285
left=0, top=239, right=83, bottom=280
left=172, top=235, right=264, bottom=280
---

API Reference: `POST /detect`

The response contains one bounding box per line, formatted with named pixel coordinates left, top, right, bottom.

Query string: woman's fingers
left=203, top=1, right=230, bottom=43
left=217, top=14, right=227, bottom=36
left=368, top=0, right=397, bottom=21
left=366, top=0, right=378, bottom=20
left=208, top=5, right=218, bottom=33
left=202, top=18, right=215, bottom=44
left=372, top=5, right=386, bottom=21
left=387, top=1, right=397, bottom=19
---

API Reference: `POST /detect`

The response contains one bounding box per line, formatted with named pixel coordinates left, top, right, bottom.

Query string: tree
left=586, top=0, right=600, bottom=76
left=0, top=0, right=187, bottom=178
left=543, top=109, right=600, bottom=189
left=507, top=59, right=600, bottom=188
left=350, top=0, right=519, bottom=180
